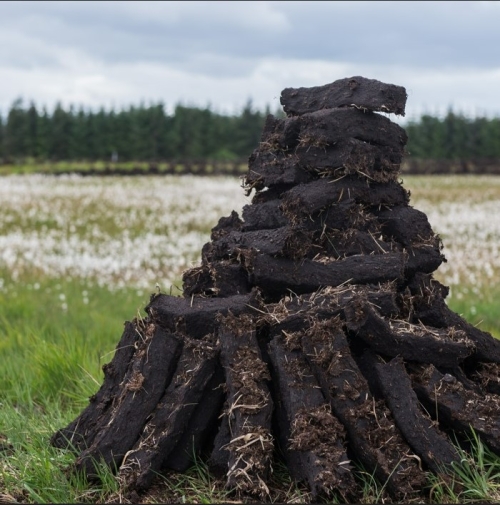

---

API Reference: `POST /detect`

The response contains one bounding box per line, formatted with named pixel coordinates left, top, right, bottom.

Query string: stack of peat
left=51, top=76, right=500, bottom=502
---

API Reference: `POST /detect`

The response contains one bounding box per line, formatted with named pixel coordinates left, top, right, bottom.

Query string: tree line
left=0, top=98, right=278, bottom=163
left=405, top=110, right=500, bottom=160
left=0, top=99, right=499, bottom=162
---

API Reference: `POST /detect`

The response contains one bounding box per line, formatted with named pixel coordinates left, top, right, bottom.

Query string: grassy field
left=0, top=160, right=248, bottom=177
left=1, top=174, right=500, bottom=503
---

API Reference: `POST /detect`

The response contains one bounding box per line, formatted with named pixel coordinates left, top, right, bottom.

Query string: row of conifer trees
left=1, top=99, right=499, bottom=163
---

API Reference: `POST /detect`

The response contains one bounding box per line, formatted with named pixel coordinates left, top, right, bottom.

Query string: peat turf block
left=280, top=76, right=407, bottom=116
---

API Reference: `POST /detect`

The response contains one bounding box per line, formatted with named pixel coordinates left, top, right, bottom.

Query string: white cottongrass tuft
left=0, top=174, right=498, bottom=297
left=0, top=174, right=250, bottom=289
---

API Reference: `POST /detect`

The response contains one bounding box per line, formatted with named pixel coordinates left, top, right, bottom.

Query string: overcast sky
left=1, top=1, right=499, bottom=122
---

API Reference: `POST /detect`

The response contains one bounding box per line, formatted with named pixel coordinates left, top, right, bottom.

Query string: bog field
left=1, top=173, right=500, bottom=503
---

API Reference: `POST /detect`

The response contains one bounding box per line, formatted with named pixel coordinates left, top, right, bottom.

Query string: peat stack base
left=51, top=76, right=500, bottom=502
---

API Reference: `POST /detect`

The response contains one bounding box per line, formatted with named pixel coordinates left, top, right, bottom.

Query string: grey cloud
left=268, top=2, right=499, bottom=69
left=0, top=1, right=498, bottom=78
left=0, top=2, right=288, bottom=70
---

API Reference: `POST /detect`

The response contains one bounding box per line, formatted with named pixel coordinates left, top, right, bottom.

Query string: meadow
left=1, top=173, right=500, bottom=503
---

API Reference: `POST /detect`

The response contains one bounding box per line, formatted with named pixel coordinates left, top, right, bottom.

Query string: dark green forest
left=406, top=111, right=500, bottom=160
left=0, top=98, right=275, bottom=163
left=1, top=99, right=499, bottom=163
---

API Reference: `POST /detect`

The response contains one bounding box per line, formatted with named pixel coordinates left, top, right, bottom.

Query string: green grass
left=428, top=431, right=500, bottom=503
left=0, top=160, right=247, bottom=177
left=0, top=273, right=151, bottom=408
left=0, top=274, right=149, bottom=503
left=446, top=283, right=500, bottom=339
left=0, top=398, right=120, bottom=504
